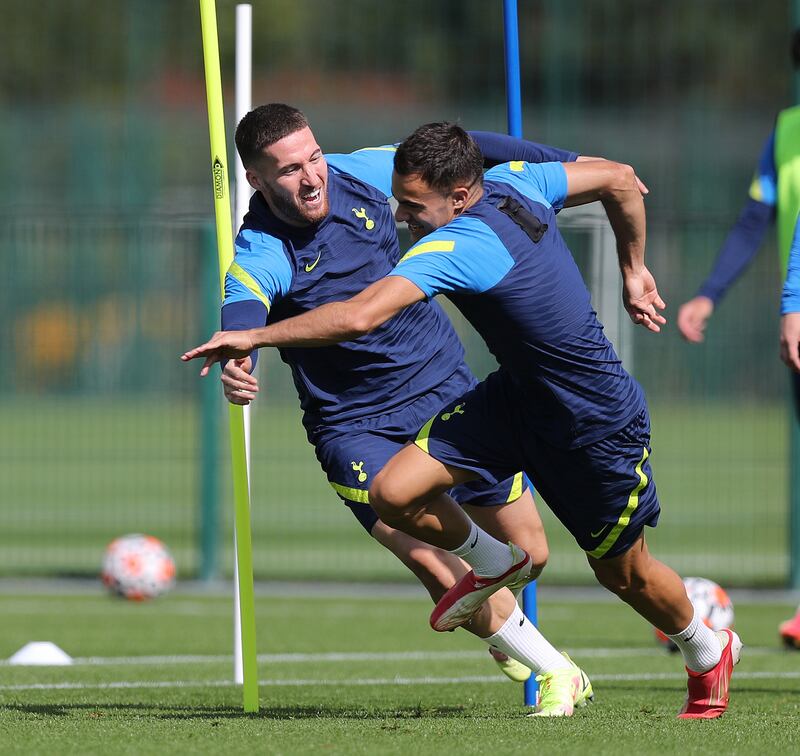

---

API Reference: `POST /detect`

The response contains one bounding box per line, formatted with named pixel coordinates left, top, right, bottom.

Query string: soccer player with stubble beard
left=192, top=104, right=597, bottom=715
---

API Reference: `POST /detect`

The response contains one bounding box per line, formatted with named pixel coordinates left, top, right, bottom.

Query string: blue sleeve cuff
left=781, top=290, right=800, bottom=315
left=221, top=299, right=268, bottom=371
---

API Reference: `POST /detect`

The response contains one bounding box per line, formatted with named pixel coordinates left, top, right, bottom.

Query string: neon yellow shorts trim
left=587, top=447, right=649, bottom=559
left=329, top=481, right=370, bottom=504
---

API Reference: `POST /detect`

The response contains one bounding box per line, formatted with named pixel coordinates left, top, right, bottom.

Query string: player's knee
left=369, top=470, right=414, bottom=520
left=529, top=549, right=548, bottom=580
left=510, top=533, right=547, bottom=577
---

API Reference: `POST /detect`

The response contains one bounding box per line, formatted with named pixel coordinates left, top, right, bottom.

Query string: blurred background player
left=214, top=103, right=595, bottom=706
left=677, top=29, right=800, bottom=647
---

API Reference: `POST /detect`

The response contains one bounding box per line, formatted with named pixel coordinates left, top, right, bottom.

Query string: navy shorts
left=414, top=371, right=660, bottom=559
left=316, top=427, right=530, bottom=533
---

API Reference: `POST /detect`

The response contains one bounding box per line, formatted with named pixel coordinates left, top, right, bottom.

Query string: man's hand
left=677, top=296, right=714, bottom=343
left=222, top=356, right=259, bottom=405
left=622, top=266, right=667, bottom=332
left=181, top=330, right=255, bottom=376
left=780, top=313, right=800, bottom=373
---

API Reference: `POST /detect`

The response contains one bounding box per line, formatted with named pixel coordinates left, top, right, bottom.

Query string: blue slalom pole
left=502, top=0, right=538, bottom=708
left=503, top=0, right=523, bottom=138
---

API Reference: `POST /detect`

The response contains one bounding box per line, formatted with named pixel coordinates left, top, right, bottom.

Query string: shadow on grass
left=1, top=702, right=473, bottom=720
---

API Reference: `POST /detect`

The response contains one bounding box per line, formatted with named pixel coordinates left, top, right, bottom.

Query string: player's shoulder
left=234, top=226, right=291, bottom=273
left=326, top=145, right=397, bottom=172
left=399, top=216, right=497, bottom=264
left=485, top=160, right=566, bottom=209
left=485, top=160, right=552, bottom=180
left=326, top=146, right=396, bottom=197
left=236, top=226, right=285, bottom=259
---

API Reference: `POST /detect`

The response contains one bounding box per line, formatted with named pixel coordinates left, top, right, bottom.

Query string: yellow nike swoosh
left=590, top=524, right=610, bottom=539
left=304, top=252, right=321, bottom=272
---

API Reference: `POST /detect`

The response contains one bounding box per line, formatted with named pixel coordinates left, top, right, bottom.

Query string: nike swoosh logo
left=519, top=617, right=525, bottom=627
left=304, top=251, right=322, bottom=272
left=469, top=532, right=479, bottom=549
left=590, top=524, right=610, bottom=539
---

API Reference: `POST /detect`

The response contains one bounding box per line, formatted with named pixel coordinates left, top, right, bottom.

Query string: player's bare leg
left=588, top=533, right=741, bottom=718
left=370, top=492, right=543, bottom=639
left=371, top=448, right=591, bottom=714
left=369, top=443, right=479, bottom=550
left=371, top=445, right=536, bottom=630
left=587, top=533, right=693, bottom=632
left=372, top=485, right=549, bottom=615
left=463, top=487, right=549, bottom=574
left=464, top=489, right=552, bottom=680
left=371, top=519, right=525, bottom=677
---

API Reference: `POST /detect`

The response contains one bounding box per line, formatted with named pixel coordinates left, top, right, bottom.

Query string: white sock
left=667, top=609, right=723, bottom=673
left=484, top=604, right=570, bottom=675
left=450, top=521, right=514, bottom=577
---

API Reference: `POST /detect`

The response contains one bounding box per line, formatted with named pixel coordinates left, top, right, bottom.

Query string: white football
left=654, top=577, right=734, bottom=651
left=101, top=534, right=176, bottom=601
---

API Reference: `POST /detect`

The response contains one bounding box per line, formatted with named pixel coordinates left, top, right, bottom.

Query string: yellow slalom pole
left=198, top=0, right=259, bottom=714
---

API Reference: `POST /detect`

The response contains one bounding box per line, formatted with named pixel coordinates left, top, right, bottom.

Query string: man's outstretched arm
left=562, top=159, right=665, bottom=332
left=182, top=277, right=426, bottom=375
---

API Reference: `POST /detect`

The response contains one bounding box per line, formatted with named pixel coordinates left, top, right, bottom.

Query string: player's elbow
left=596, top=162, right=639, bottom=206
left=327, top=302, right=376, bottom=340
left=345, top=308, right=381, bottom=337
left=607, top=162, right=637, bottom=193
left=347, top=301, right=390, bottom=337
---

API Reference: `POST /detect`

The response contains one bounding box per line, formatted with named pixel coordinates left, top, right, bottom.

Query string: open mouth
left=300, top=187, right=322, bottom=206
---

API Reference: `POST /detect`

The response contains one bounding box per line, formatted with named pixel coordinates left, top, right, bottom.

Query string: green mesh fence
left=0, top=0, right=793, bottom=585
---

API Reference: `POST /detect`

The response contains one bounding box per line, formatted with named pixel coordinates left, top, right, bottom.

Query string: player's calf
left=371, top=521, right=466, bottom=602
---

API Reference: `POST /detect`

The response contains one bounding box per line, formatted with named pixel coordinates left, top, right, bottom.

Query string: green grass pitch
left=0, top=395, right=789, bottom=585
left=1, top=587, right=799, bottom=754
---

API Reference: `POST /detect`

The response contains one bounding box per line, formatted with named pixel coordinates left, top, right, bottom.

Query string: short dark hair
left=235, top=104, right=309, bottom=168
left=394, top=122, right=483, bottom=193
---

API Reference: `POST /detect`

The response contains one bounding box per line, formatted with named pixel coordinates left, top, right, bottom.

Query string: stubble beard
left=263, top=182, right=330, bottom=226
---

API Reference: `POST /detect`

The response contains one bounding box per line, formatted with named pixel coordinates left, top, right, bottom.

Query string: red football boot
left=430, top=543, right=533, bottom=632
left=779, top=609, right=800, bottom=649
left=678, top=628, right=742, bottom=719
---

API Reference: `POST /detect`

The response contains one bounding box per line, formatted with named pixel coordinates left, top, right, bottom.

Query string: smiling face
left=392, top=171, right=479, bottom=243
left=246, top=126, right=330, bottom=226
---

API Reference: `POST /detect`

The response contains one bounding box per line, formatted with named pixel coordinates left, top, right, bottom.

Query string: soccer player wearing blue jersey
left=678, top=30, right=800, bottom=652
left=199, top=104, right=595, bottom=706
left=779, top=213, right=800, bottom=649
left=679, top=30, right=800, bottom=359
left=185, top=123, right=742, bottom=718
